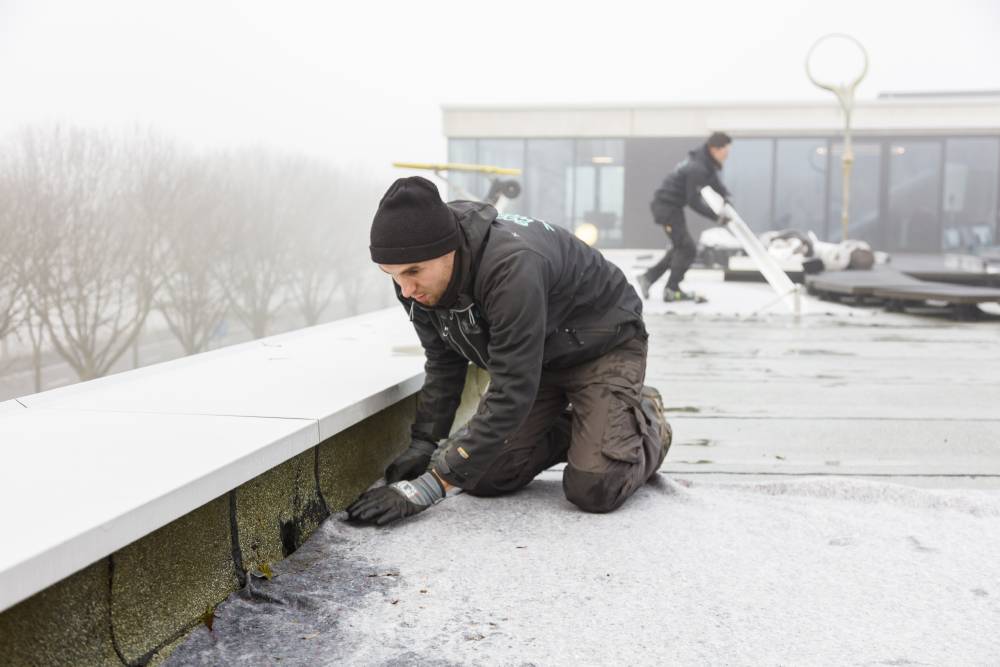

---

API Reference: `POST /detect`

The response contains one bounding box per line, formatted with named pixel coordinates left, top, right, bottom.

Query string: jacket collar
left=429, top=201, right=494, bottom=311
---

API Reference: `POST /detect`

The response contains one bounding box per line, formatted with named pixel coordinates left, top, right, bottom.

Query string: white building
left=443, top=92, right=1000, bottom=254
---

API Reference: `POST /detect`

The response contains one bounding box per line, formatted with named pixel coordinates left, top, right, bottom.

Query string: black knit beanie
left=369, top=176, right=459, bottom=264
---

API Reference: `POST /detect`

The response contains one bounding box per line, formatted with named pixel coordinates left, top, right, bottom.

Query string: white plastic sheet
left=701, top=186, right=802, bottom=315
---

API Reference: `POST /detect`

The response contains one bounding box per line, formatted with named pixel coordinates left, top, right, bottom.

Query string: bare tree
left=0, top=133, right=59, bottom=388
left=0, top=258, right=24, bottom=353
left=19, top=211, right=57, bottom=392
left=0, top=158, right=28, bottom=349
left=338, top=259, right=379, bottom=316
left=283, top=160, right=357, bottom=326
left=331, top=169, right=393, bottom=317
left=143, top=150, right=231, bottom=355
left=282, top=159, right=403, bottom=325
left=213, top=150, right=298, bottom=339
left=12, top=126, right=157, bottom=381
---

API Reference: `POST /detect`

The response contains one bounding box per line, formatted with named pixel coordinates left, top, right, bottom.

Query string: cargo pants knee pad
left=562, top=466, right=629, bottom=514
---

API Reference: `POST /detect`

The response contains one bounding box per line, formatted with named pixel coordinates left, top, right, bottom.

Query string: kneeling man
left=347, top=177, right=671, bottom=526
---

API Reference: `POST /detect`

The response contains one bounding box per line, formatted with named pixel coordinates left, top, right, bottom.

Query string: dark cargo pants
left=643, top=205, right=697, bottom=292
left=461, top=336, right=669, bottom=514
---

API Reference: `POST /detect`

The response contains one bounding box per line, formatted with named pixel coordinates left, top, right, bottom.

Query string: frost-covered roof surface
left=166, top=256, right=1000, bottom=665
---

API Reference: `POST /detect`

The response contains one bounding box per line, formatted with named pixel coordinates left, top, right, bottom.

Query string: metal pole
left=841, top=104, right=853, bottom=241
left=806, top=34, right=868, bottom=243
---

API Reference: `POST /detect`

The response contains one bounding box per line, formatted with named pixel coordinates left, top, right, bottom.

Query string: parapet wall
left=0, top=310, right=489, bottom=666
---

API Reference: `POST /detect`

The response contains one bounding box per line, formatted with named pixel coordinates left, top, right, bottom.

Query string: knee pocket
left=600, top=389, right=645, bottom=464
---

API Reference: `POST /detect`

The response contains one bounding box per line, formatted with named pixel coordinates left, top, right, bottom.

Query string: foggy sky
left=1, top=0, right=998, bottom=181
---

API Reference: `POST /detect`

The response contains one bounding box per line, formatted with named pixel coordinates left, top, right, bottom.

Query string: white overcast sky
left=1, top=0, right=998, bottom=179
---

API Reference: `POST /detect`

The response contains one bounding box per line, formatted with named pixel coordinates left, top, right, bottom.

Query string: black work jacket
left=396, top=201, right=644, bottom=487
left=651, top=144, right=730, bottom=221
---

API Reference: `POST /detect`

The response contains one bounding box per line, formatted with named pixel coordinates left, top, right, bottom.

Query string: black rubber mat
left=807, top=269, right=1000, bottom=304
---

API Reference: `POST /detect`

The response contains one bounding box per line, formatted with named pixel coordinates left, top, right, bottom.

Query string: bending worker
left=637, top=131, right=733, bottom=303
left=347, top=176, right=671, bottom=526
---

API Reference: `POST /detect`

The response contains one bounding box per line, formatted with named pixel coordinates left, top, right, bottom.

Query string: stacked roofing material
left=806, top=267, right=1000, bottom=320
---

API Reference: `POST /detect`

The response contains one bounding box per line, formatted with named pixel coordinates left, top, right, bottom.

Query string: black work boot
left=663, top=288, right=706, bottom=303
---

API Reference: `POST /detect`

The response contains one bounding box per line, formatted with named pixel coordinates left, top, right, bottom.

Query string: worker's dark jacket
left=396, top=202, right=645, bottom=488
left=651, top=144, right=730, bottom=222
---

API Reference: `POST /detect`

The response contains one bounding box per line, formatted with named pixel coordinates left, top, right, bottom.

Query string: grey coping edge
left=317, top=375, right=425, bottom=441
left=0, top=411, right=319, bottom=613
left=0, top=308, right=434, bottom=613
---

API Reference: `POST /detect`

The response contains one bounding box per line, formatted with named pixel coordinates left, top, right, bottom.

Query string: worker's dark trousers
left=462, top=337, right=670, bottom=514
left=643, top=206, right=697, bottom=292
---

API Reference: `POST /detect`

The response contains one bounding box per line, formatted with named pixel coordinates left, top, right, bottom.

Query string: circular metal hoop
left=805, top=33, right=869, bottom=242
left=805, top=33, right=869, bottom=103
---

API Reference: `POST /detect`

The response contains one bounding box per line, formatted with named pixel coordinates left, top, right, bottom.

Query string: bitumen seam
left=228, top=489, right=248, bottom=590
left=106, top=557, right=129, bottom=666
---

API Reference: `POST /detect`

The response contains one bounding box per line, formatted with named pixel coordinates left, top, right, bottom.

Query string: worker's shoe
left=663, top=288, right=705, bottom=303
left=640, top=385, right=673, bottom=468
left=635, top=273, right=652, bottom=300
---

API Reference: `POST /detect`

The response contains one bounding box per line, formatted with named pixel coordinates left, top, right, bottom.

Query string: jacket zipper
left=451, top=311, right=489, bottom=368
left=413, top=298, right=488, bottom=368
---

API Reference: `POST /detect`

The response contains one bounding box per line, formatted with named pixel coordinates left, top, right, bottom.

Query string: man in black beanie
left=347, top=176, right=672, bottom=526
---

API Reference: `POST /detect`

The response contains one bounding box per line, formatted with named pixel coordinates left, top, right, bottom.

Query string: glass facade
left=477, top=139, right=526, bottom=213
left=571, top=139, right=626, bottom=246
left=449, top=134, right=1000, bottom=253
left=887, top=140, right=943, bottom=252
left=942, top=138, right=1000, bottom=252
left=724, top=139, right=774, bottom=233
left=828, top=141, right=882, bottom=245
left=446, top=139, right=480, bottom=201
left=445, top=137, right=627, bottom=247
left=774, top=139, right=828, bottom=236
left=524, top=139, right=574, bottom=228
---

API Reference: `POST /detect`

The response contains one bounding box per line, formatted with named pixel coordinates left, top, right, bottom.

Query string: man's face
left=709, top=143, right=731, bottom=164
left=379, top=251, right=456, bottom=307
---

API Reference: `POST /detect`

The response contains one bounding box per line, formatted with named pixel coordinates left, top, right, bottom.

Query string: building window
left=942, top=137, right=999, bottom=252
left=887, top=140, right=944, bottom=252
left=525, top=139, right=574, bottom=229
left=828, top=141, right=882, bottom=245
left=571, top=139, right=626, bottom=248
left=773, top=139, right=828, bottom=237
left=446, top=138, right=527, bottom=211
left=476, top=139, right=526, bottom=214
left=446, top=139, right=479, bottom=201
left=722, top=139, right=774, bottom=233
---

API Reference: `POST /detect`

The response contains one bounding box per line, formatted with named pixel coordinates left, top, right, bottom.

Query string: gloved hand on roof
left=346, top=471, right=446, bottom=526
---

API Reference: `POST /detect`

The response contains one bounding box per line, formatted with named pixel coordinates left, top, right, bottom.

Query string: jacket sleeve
left=684, top=164, right=721, bottom=220
left=407, top=299, right=470, bottom=443
left=437, top=249, right=549, bottom=488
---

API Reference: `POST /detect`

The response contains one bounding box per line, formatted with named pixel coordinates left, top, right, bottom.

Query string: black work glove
left=346, top=472, right=445, bottom=526
left=385, top=438, right=437, bottom=483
